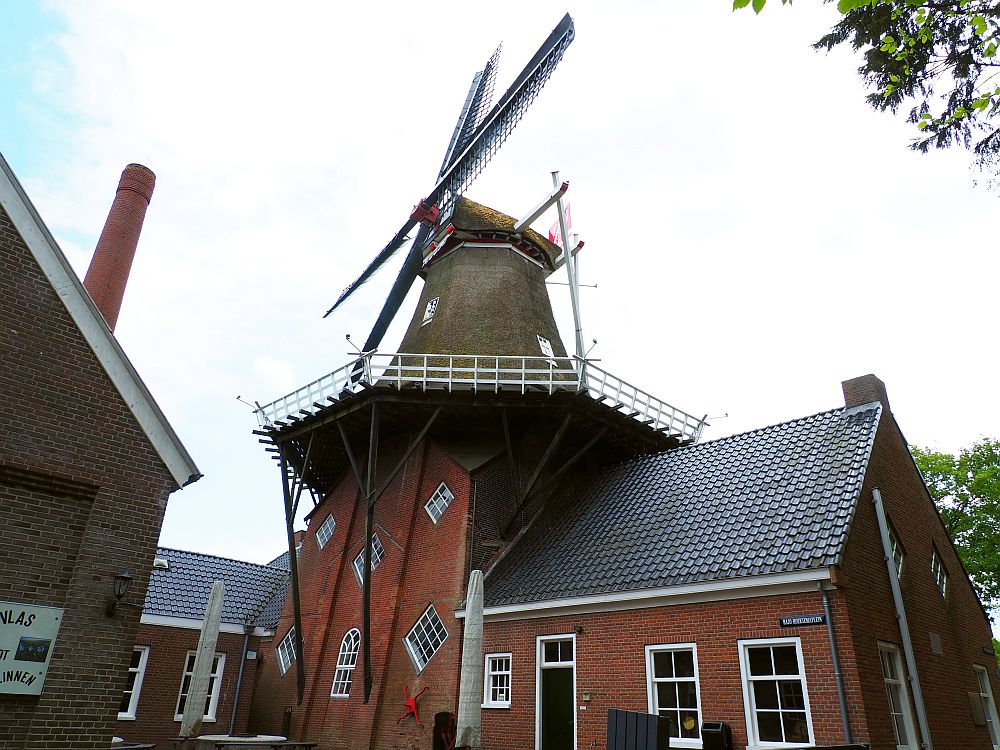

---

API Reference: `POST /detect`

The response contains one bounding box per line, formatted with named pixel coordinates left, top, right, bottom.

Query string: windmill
left=265, top=13, right=578, bottom=711
left=323, top=13, right=576, bottom=355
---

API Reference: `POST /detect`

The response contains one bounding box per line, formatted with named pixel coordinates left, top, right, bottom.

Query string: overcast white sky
left=2, top=1, right=998, bottom=574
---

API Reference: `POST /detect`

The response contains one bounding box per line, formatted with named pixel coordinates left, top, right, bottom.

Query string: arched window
left=331, top=628, right=361, bottom=697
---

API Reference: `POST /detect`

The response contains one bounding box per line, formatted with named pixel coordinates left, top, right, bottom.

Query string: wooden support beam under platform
left=362, top=401, right=379, bottom=705
left=278, top=446, right=307, bottom=706
left=262, top=385, right=686, bottom=506
left=503, top=412, right=573, bottom=535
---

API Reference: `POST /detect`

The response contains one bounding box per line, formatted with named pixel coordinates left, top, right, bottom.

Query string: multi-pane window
left=887, top=524, right=905, bottom=578
left=930, top=548, right=948, bottom=596
left=422, top=297, right=440, bottom=326
left=975, top=665, right=1000, bottom=749
left=277, top=627, right=297, bottom=675
left=118, top=646, right=149, bottom=719
left=425, top=483, right=454, bottom=524
left=879, top=643, right=917, bottom=749
left=537, top=335, right=557, bottom=366
left=331, top=629, right=361, bottom=698
left=174, top=651, right=225, bottom=721
left=540, top=637, right=574, bottom=665
left=739, top=638, right=813, bottom=747
left=316, top=514, right=336, bottom=549
left=353, top=533, right=386, bottom=584
left=645, top=645, right=701, bottom=745
left=404, top=605, right=448, bottom=672
left=483, top=653, right=512, bottom=708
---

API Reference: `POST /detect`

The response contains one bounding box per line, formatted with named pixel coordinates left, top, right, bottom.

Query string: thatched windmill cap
left=429, top=196, right=563, bottom=272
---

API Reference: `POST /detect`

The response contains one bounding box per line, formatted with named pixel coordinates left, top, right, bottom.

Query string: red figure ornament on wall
left=396, top=686, right=429, bottom=726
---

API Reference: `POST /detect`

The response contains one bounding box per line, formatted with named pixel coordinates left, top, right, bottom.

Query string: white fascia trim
left=139, top=613, right=272, bottom=636
left=0, top=152, right=200, bottom=488
left=456, top=568, right=832, bottom=623
left=426, top=241, right=544, bottom=270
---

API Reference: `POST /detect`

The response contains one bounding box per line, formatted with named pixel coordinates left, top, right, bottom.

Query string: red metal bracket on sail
left=410, top=200, right=440, bottom=225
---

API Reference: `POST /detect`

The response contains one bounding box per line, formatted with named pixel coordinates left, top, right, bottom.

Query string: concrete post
left=455, top=570, right=484, bottom=748
left=180, top=581, right=225, bottom=738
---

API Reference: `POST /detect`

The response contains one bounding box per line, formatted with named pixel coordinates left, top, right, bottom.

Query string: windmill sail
left=429, top=12, right=574, bottom=214
left=323, top=13, right=575, bottom=320
left=439, top=46, right=501, bottom=179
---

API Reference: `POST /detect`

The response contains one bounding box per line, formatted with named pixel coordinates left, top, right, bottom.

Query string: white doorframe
left=535, top=633, right=577, bottom=750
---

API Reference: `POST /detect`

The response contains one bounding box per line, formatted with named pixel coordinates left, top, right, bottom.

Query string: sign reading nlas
left=0, top=602, right=62, bottom=696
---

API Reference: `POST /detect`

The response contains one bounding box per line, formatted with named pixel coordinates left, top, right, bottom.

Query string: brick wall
left=116, top=623, right=261, bottom=749
left=0, top=202, right=179, bottom=748
left=250, top=437, right=473, bottom=750
left=839, top=408, right=1000, bottom=750
left=479, top=589, right=860, bottom=750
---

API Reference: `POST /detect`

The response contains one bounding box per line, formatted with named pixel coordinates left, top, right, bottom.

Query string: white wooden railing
left=256, top=352, right=704, bottom=442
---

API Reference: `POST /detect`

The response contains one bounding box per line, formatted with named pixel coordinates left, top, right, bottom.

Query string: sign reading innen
left=779, top=614, right=826, bottom=628
left=0, top=602, right=62, bottom=696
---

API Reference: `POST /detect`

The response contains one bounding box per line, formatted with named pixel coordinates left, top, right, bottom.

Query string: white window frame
left=537, top=334, right=557, bottom=366
left=422, top=296, right=440, bottom=326
left=975, top=664, right=1000, bottom=749
left=483, top=652, right=512, bottom=709
left=331, top=628, right=361, bottom=698
left=738, top=637, right=815, bottom=749
left=878, top=642, right=918, bottom=750
left=403, top=605, right=448, bottom=673
left=118, top=646, right=149, bottom=720
left=535, top=634, right=577, bottom=750
left=644, top=643, right=703, bottom=748
left=352, top=533, right=386, bottom=585
left=315, top=514, right=336, bottom=549
left=424, top=482, right=454, bottom=524
left=930, top=548, right=948, bottom=596
left=174, top=651, right=225, bottom=722
left=887, top=523, right=905, bottom=578
left=277, top=626, right=297, bottom=675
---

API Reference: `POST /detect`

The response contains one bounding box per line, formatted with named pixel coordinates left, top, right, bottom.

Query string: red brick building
left=246, top=195, right=1000, bottom=750
left=0, top=153, right=199, bottom=748
left=114, top=548, right=288, bottom=748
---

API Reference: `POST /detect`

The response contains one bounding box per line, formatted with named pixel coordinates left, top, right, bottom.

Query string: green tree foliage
left=994, top=637, right=1000, bottom=667
left=734, top=0, right=1000, bottom=169
left=911, top=439, right=1000, bottom=607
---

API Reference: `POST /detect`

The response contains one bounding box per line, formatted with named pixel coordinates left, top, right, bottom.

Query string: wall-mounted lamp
left=574, top=624, right=584, bottom=634
left=581, top=691, right=592, bottom=702
left=105, top=570, right=133, bottom=616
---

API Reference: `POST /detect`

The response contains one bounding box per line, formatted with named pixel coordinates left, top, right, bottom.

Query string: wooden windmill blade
left=428, top=12, right=575, bottom=214
left=321, top=45, right=501, bottom=322
left=438, top=44, right=502, bottom=178
left=322, top=12, right=575, bottom=322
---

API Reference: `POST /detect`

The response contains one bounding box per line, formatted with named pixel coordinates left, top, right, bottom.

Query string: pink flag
left=547, top=204, right=572, bottom=249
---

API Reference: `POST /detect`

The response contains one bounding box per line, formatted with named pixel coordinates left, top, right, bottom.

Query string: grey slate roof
left=484, top=404, right=881, bottom=607
left=267, top=550, right=291, bottom=571
left=144, top=547, right=288, bottom=629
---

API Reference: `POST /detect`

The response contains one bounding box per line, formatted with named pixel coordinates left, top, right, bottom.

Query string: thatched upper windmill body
left=254, top=14, right=704, bottom=746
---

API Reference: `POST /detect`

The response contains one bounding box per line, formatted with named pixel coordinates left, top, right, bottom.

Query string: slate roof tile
left=144, top=547, right=288, bottom=629
left=483, top=404, right=881, bottom=607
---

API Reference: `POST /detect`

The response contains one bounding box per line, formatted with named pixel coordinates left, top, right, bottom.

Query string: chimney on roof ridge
left=842, top=373, right=890, bottom=412
left=83, top=163, right=156, bottom=331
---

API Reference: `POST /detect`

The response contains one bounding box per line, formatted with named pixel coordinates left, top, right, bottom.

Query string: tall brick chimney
left=83, top=163, right=156, bottom=331
left=842, top=373, right=891, bottom=411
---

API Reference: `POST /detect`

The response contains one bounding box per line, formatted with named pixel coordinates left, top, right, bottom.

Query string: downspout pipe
left=228, top=622, right=254, bottom=735
left=872, top=487, right=933, bottom=749
left=818, top=582, right=852, bottom=744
